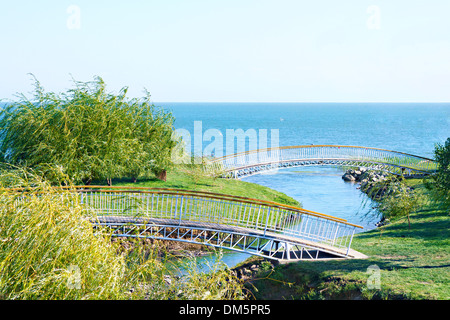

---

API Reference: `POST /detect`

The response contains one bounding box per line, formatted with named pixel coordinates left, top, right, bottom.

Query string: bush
left=361, top=174, right=423, bottom=228
left=0, top=76, right=177, bottom=185
left=0, top=168, right=131, bottom=299
left=432, top=138, right=450, bottom=192
left=378, top=183, right=423, bottom=229
left=425, top=138, right=450, bottom=209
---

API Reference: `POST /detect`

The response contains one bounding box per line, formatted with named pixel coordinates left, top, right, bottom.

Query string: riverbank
left=110, top=166, right=301, bottom=207
left=342, top=167, right=414, bottom=201
left=234, top=178, right=449, bottom=300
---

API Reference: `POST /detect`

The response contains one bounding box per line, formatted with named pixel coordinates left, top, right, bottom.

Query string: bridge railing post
left=178, top=195, right=183, bottom=225
left=346, top=228, right=356, bottom=256
left=332, top=222, right=339, bottom=245
left=263, top=207, right=271, bottom=236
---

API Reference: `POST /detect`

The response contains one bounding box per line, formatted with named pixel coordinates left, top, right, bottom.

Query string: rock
left=237, top=268, right=253, bottom=280
left=164, top=275, right=172, bottom=286
left=360, top=179, right=368, bottom=188
left=342, top=173, right=356, bottom=182
left=250, top=265, right=259, bottom=272
left=375, top=217, right=390, bottom=227
left=359, top=171, right=369, bottom=180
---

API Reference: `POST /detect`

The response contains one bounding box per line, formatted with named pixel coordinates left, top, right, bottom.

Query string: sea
left=157, top=102, right=450, bottom=267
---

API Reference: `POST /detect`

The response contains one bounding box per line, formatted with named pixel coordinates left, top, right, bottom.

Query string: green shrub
left=425, top=138, right=450, bottom=209
left=0, top=169, right=130, bottom=299
left=0, top=76, right=177, bottom=185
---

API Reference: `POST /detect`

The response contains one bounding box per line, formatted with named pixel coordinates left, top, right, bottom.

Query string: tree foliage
left=0, top=76, right=177, bottom=184
left=425, top=137, right=450, bottom=209
left=378, top=181, right=423, bottom=229
left=431, top=137, right=450, bottom=192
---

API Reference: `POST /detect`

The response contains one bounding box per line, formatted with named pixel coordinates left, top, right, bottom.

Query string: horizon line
left=152, top=101, right=450, bottom=104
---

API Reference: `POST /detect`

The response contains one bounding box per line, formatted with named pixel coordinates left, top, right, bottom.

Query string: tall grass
left=0, top=167, right=246, bottom=300
left=0, top=169, right=127, bottom=299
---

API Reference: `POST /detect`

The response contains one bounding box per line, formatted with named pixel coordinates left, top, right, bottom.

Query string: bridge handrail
left=6, top=185, right=359, bottom=226
left=7, top=185, right=363, bottom=254
left=210, top=145, right=435, bottom=163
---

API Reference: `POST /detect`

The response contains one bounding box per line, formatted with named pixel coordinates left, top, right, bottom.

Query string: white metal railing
left=7, top=186, right=363, bottom=255
left=75, top=186, right=362, bottom=253
left=209, top=145, right=437, bottom=174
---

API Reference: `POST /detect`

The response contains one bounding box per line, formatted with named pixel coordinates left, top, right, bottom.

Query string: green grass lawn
left=239, top=179, right=450, bottom=300
left=105, top=166, right=302, bottom=207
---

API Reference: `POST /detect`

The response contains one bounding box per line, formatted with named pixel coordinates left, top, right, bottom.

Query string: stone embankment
left=342, top=167, right=413, bottom=200
left=342, top=167, right=389, bottom=198
left=342, top=167, right=414, bottom=227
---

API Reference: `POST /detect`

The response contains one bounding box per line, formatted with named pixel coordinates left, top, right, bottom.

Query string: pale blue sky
left=1, top=0, right=450, bottom=102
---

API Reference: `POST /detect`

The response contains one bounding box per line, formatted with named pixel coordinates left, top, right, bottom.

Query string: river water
left=159, top=102, right=449, bottom=268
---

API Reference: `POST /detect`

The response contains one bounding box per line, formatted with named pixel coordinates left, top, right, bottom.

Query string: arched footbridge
left=50, top=186, right=367, bottom=263
left=208, top=145, right=437, bottom=179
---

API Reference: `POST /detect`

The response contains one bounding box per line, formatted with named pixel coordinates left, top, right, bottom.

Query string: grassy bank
left=104, top=166, right=302, bottom=207
left=238, top=179, right=449, bottom=300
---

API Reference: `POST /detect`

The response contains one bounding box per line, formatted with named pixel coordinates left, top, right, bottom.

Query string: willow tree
left=425, top=137, right=450, bottom=208
left=0, top=76, right=177, bottom=184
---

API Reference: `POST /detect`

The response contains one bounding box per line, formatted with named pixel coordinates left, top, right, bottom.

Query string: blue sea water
left=160, top=102, right=450, bottom=158
left=157, top=102, right=449, bottom=267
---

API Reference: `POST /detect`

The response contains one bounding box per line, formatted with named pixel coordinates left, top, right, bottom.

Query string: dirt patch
left=112, top=237, right=213, bottom=259
left=380, top=255, right=408, bottom=260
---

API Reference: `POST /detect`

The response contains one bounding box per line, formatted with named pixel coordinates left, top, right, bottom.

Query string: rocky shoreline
left=341, top=167, right=415, bottom=227
left=342, top=167, right=413, bottom=197
left=342, top=167, right=389, bottom=198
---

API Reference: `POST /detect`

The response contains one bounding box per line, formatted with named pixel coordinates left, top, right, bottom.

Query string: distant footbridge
left=208, top=145, right=436, bottom=179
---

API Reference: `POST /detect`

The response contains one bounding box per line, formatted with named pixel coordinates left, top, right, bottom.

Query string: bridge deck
left=94, top=216, right=367, bottom=260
